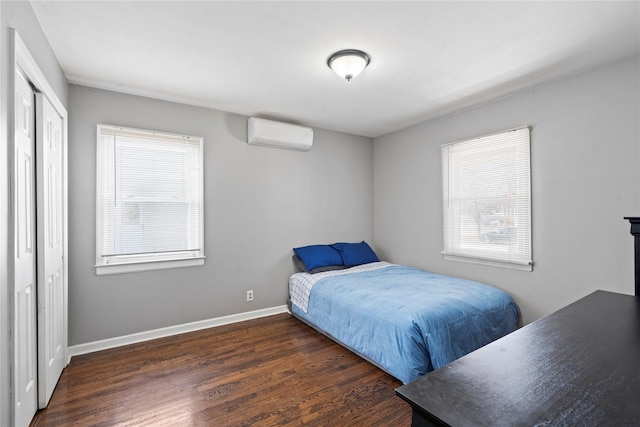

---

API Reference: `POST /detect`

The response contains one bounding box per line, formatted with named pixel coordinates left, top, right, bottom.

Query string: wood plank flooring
left=31, top=313, right=412, bottom=426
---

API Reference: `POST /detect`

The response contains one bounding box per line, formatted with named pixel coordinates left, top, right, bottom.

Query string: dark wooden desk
left=396, top=290, right=640, bottom=427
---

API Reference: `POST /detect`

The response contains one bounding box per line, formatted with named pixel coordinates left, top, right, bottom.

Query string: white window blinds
left=96, top=124, right=204, bottom=274
left=441, top=127, right=532, bottom=270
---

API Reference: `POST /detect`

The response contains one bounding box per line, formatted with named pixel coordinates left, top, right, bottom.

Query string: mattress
left=289, top=263, right=520, bottom=384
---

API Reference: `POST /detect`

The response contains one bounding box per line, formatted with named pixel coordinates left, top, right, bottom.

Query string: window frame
left=441, top=126, right=532, bottom=271
left=95, top=124, right=205, bottom=275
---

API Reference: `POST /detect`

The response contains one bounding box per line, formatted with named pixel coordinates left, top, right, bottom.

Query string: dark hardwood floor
left=31, top=313, right=412, bottom=426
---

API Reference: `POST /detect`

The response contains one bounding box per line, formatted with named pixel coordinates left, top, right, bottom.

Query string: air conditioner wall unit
left=247, top=117, right=313, bottom=151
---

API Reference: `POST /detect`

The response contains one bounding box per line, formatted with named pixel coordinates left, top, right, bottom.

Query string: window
left=96, top=124, right=204, bottom=275
left=441, top=127, right=532, bottom=271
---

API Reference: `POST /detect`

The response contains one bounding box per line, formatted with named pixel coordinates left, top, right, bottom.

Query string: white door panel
left=36, top=93, right=66, bottom=408
left=14, top=70, right=38, bottom=427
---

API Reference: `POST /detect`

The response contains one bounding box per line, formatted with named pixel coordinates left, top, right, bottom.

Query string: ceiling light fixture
left=327, top=49, right=370, bottom=82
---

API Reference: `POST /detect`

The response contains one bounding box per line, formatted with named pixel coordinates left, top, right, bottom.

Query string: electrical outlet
left=246, top=290, right=254, bottom=302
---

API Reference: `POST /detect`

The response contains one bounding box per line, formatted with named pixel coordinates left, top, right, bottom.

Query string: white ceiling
left=30, top=1, right=640, bottom=138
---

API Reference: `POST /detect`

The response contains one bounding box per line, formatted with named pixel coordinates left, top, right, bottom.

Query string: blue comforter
left=291, top=265, right=519, bottom=384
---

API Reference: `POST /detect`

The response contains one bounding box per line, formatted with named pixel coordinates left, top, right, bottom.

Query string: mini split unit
left=247, top=117, right=313, bottom=151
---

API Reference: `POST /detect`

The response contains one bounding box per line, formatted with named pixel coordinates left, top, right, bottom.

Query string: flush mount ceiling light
left=327, top=49, right=370, bottom=82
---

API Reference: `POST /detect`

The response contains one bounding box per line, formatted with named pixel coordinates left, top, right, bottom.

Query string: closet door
left=36, top=93, right=66, bottom=408
left=14, top=70, right=38, bottom=427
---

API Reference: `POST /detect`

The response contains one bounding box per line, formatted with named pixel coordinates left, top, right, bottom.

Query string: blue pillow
left=331, top=241, right=379, bottom=267
left=293, top=245, right=343, bottom=272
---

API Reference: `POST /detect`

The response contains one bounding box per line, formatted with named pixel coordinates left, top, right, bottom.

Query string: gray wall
left=374, top=55, right=640, bottom=325
left=1, top=2, right=68, bottom=425
left=67, top=85, right=374, bottom=345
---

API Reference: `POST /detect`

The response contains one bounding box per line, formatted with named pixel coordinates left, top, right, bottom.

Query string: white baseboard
left=68, top=305, right=290, bottom=358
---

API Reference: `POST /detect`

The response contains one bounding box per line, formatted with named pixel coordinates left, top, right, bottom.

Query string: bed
left=288, top=242, right=520, bottom=384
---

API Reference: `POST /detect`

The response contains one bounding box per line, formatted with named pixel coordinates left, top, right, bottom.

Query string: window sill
left=96, top=256, right=205, bottom=276
left=442, top=252, right=533, bottom=272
